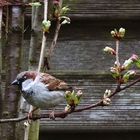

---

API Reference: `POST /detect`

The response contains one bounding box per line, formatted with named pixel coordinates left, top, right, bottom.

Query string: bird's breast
left=21, top=80, right=65, bottom=108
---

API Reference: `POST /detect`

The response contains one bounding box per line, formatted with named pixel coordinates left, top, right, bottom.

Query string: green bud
left=122, top=59, right=133, bottom=70
left=110, top=67, right=120, bottom=78
left=29, top=2, right=41, bottom=7
left=65, top=90, right=83, bottom=106
left=123, top=70, right=136, bottom=83
left=61, top=6, right=70, bottom=15
left=42, top=20, right=51, bottom=32
left=136, top=59, right=140, bottom=68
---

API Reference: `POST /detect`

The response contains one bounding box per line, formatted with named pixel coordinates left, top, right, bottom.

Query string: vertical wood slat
left=24, top=0, right=140, bottom=19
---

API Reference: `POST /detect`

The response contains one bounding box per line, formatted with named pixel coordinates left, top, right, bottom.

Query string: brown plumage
left=22, top=71, right=70, bottom=91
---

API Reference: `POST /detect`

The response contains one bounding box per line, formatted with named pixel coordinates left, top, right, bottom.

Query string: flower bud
left=103, top=46, right=116, bottom=55
left=122, top=59, right=133, bottom=70
left=76, top=90, right=83, bottom=97
left=65, top=91, right=71, bottom=97
left=127, top=70, right=136, bottom=76
left=60, top=16, right=71, bottom=25
left=123, top=70, right=136, bottom=83
left=24, top=121, right=30, bottom=127
left=61, top=19, right=70, bottom=25
left=65, top=105, right=71, bottom=112
left=104, top=89, right=111, bottom=98
left=110, top=30, right=116, bottom=37
left=110, top=67, right=120, bottom=79
left=103, top=98, right=111, bottom=105
left=110, top=28, right=125, bottom=39
left=110, top=67, right=116, bottom=73
left=130, top=54, right=139, bottom=62
left=119, top=27, right=125, bottom=38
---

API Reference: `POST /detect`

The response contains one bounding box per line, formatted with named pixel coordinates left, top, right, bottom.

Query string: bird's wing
left=25, top=71, right=71, bottom=91
left=40, top=73, right=70, bottom=91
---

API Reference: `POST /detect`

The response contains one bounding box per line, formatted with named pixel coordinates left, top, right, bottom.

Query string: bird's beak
left=11, top=79, right=19, bottom=85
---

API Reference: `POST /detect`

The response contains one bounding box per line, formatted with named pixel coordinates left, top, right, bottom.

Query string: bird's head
left=11, top=71, right=37, bottom=89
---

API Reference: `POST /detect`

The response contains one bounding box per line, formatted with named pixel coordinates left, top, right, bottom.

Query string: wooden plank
left=41, top=20, right=140, bottom=73
left=66, top=0, right=140, bottom=19
left=23, top=6, right=140, bottom=131
left=25, top=0, right=140, bottom=19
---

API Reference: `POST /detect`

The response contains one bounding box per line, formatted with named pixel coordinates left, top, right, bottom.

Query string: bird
left=11, top=71, right=73, bottom=118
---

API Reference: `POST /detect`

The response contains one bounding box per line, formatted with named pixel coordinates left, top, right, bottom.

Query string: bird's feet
left=27, top=107, right=39, bottom=124
left=27, top=112, right=33, bottom=124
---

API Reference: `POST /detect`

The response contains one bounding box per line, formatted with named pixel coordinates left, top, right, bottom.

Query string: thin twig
left=48, top=20, right=61, bottom=59
left=38, top=0, right=48, bottom=72
left=45, top=20, right=61, bottom=69
left=116, top=39, right=120, bottom=67
left=45, top=0, right=63, bottom=70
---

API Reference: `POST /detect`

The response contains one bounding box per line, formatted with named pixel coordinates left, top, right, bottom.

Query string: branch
left=0, top=116, right=27, bottom=123
left=37, top=0, right=48, bottom=72
left=116, top=39, right=120, bottom=67
left=48, top=20, right=61, bottom=59
left=44, top=20, right=61, bottom=70
left=1, top=76, right=140, bottom=123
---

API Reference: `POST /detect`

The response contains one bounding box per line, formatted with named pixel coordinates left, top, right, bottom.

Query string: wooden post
left=0, top=7, right=3, bottom=119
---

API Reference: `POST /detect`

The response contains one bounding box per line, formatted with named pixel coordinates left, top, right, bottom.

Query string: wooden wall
left=66, top=0, right=140, bottom=19
left=25, top=0, right=140, bottom=132
left=40, top=74, right=140, bottom=131
left=39, top=19, right=140, bottom=131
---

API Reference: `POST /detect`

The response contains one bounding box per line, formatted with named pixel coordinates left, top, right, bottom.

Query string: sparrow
left=11, top=71, right=73, bottom=111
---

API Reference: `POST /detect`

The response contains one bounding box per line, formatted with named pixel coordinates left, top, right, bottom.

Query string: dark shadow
left=39, top=130, right=140, bottom=140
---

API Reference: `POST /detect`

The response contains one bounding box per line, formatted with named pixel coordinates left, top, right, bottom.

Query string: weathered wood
left=39, top=20, right=140, bottom=130
left=66, top=0, right=140, bottom=19
left=25, top=0, right=140, bottom=19
left=46, top=20, right=140, bottom=72
left=40, top=74, right=140, bottom=130
left=0, top=8, right=3, bottom=118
